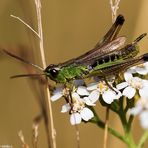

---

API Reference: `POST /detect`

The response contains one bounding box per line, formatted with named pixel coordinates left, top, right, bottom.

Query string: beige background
left=0, top=0, right=148, bottom=148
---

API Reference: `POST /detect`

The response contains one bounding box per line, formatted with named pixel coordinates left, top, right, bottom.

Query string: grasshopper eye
left=50, top=68, right=59, bottom=77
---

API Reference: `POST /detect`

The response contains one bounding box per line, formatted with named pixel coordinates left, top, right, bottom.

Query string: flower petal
left=127, top=67, right=136, bottom=74
left=70, top=113, right=82, bottom=125
left=145, top=62, right=148, bottom=71
left=83, top=97, right=96, bottom=106
left=72, top=92, right=80, bottom=100
left=87, top=82, right=98, bottom=91
left=134, top=62, right=148, bottom=75
left=139, top=86, right=148, bottom=98
left=51, top=93, right=63, bottom=101
left=124, top=72, right=133, bottom=82
left=77, top=86, right=89, bottom=96
left=61, top=104, right=71, bottom=113
left=128, top=105, right=142, bottom=115
left=139, top=111, right=148, bottom=129
left=80, top=107, right=94, bottom=121
left=116, top=82, right=129, bottom=90
left=142, top=80, right=148, bottom=87
left=114, top=89, right=122, bottom=99
left=136, top=68, right=147, bottom=75
left=122, top=86, right=136, bottom=99
left=88, top=90, right=100, bottom=103
left=51, top=87, right=63, bottom=101
left=102, top=90, right=115, bottom=104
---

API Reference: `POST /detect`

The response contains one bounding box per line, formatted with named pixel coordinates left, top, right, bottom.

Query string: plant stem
left=110, top=0, right=121, bottom=22
left=117, top=98, right=137, bottom=147
left=90, top=107, right=127, bottom=143
left=118, top=97, right=128, bottom=132
left=103, top=107, right=110, bottom=148
left=124, top=133, right=136, bottom=148
left=137, top=130, right=148, bottom=148
left=74, top=125, right=80, bottom=148
left=91, top=98, right=138, bottom=148
left=127, top=115, right=134, bottom=132
left=34, top=0, right=56, bottom=148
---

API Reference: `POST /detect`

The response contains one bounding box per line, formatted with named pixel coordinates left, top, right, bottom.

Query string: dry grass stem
left=18, top=131, right=30, bottom=148
left=103, top=107, right=110, bottom=148
left=32, top=123, right=39, bottom=148
left=34, top=0, right=56, bottom=148
left=11, top=0, right=56, bottom=147
left=10, top=14, right=40, bottom=38
left=75, top=125, right=80, bottom=148
left=110, top=0, right=121, bottom=22
left=34, top=0, right=46, bottom=68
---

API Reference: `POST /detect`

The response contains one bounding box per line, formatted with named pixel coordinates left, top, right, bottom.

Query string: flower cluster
left=126, top=62, right=148, bottom=129
left=51, top=62, right=148, bottom=127
left=129, top=96, right=148, bottom=129
left=51, top=80, right=121, bottom=125
left=120, top=62, right=148, bottom=128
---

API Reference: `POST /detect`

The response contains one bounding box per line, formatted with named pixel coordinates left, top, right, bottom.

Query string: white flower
left=129, top=62, right=148, bottom=75
left=51, top=86, right=64, bottom=101
left=77, top=86, right=89, bottom=96
left=139, top=80, right=148, bottom=98
left=51, top=81, right=95, bottom=125
left=102, top=89, right=121, bottom=104
left=70, top=108, right=94, bottom=125
left=83, top=90, right=100, bottom=106
left=116, top=72, right=148, bottom=99
left=129, top=97, right=148, bottom=129
left=61, top=92, right=94, bottom=125
left=139, top=111, right=148, bottom=129
left=79, top=107, right=94, bottom=121
left=50, top=80, right=85, bottom=102
left=76, top=85, right=99, bottom=106
left=87, top=81, right=121, bottom=104
left=70, top=113, right=82, bottom=125
left=61, top=103, right=71, bottom=113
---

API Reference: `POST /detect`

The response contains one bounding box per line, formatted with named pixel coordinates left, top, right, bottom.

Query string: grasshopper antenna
left=2, top=49, right=44, bottom=71
left=10, top=73, right=46, bottom=79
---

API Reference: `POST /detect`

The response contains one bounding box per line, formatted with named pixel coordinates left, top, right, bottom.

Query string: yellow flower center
left=97, top=81, right=108, bottom=93
left=71, top=95, right=85, bottom=113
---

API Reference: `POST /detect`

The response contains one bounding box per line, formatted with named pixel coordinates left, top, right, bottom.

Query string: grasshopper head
left=44, top=64, right=60, bottom=82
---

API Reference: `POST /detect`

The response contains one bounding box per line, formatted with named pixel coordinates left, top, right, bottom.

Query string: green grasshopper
left=3, top=15, right=148, bottom=87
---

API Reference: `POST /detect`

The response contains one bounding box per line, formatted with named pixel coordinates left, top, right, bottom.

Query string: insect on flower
left=2, top=15, right=148, bottom=85
left=2, top=15, right=148, bottom=124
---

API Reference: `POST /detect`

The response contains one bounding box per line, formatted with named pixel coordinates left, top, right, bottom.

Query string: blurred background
left=0, top=0, right=148, bottom=148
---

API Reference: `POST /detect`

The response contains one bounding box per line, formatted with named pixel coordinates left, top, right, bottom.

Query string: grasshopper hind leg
left=99, top=70, right=118, bottom=94
left=103, top=77, right=118, bottom=94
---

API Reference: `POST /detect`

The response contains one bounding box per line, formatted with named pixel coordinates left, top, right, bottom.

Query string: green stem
left=118, top=98, right=128, bottom=132
left=90, top=107, right=127, bottom=143
left=110, top=101, right=119, bottom=113
left=127, top=115, right=134, bottom=132
left=90, top=118, right=127, bottom=143
left=117, top=98, right=137, bottom=148
left=124, top=132, right=137, bottom=148
left=137, top=130, right=148, bottom=148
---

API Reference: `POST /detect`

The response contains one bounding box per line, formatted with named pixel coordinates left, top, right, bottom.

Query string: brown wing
left=60, top=15, right=125, bottom=67
left=60, top=36, right=126, bottom=67
left=94, top=14, right=125, bottom=48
